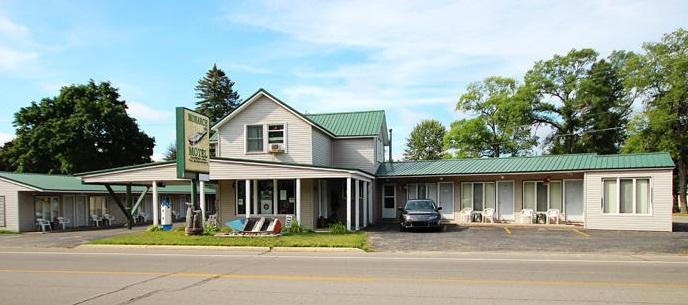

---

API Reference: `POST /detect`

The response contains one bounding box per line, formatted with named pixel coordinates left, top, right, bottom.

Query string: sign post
left=176, top=107, right=210, bottom=235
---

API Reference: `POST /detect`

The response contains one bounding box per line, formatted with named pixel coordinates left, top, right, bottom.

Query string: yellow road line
left=573, top=229, right=591, bottom=237
left=1, top=268, right=686, bottom=289
left=503, top=227, right=512, bottom=235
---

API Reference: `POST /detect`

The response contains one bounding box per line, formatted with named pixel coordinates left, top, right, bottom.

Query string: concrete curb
left=78, top=244, right=271, bottom=251
left=271, top=247, right=365, bottom=253
left=78, top=244, right=364, bottom=252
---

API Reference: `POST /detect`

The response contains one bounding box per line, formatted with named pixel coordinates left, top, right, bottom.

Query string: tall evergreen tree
left=163, top=143, right=176, bottom=161
left=194, top=64, right=241, bottom=124
left=403, top=119, right=447, bottom=160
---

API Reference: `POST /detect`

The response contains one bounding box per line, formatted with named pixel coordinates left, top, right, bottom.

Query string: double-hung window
left=246, top=125, right=264, bottom=152
left=602, top=178, right=651, bottom=214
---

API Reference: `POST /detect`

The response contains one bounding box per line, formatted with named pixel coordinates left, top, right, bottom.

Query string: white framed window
left=602, top=177, right=652, bottom=215
left=267, top=124, right=285, bottom=144
left=407, top=183, right=438, bottom=203
left=246, top=125, right=264, bottom=152
left=461, top=182, right=495, bottom=212
left=522, top=181, right=562, bottom=212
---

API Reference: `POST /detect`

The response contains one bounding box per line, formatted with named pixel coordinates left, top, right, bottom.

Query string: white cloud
left=0, top=132, right=15, bottom=144
left=126, top=102, right=173, bottom=122
left=0, top=14, right=40, bottom=73
left=151, top=152, right=166, bottom=162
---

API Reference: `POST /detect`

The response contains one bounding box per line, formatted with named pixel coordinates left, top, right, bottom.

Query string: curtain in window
left=636, top=179, right=650, bottom=214
left=484, top=183, right=495, bottom=209
left=461, top=184, right=472, bottom=209
left=549, top=182, right=562, bottom=211
left=473, top=183, right=483, bottom=211
left=246, top=125, right=263, bottom=152
left=619, top=179, right=634, bottom=213
left=523, top=182, right=535, bottom=210
left=603, top=180, right=617, bottom=213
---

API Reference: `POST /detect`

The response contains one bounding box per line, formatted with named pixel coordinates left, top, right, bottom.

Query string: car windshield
left=404, top=200, right=436, bottom=211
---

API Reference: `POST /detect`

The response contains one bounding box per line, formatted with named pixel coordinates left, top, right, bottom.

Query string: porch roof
left=210, top=157, right=375, bottom=181
left=0, top=171, right=215, bottom=194
left=376, top=152, right=675, bottom=177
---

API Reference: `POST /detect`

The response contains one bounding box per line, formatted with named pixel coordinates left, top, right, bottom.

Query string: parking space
left=367, top=223, right=688, bottom=254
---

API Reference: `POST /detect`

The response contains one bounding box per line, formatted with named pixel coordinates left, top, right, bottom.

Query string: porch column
left=367, top=182, right=373, bottom=225
left=346, top=177, right=352, bottom=231
left=355, top=179, right=360, bottom=230
left=152, top=181, right=159, bottom=226
left=199, top=180, right=206, bottom=222
left=245, top=180, right=251, bottom=218
left=296, top=178, right=302, bottom=224
left=273, top=179, right=278, bottom=216
left=363, top=181, right=368, bottom=227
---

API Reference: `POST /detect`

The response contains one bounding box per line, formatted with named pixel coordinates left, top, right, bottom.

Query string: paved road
left=0, top=247, right=687, bottom=305
left=0, top=226, right=146, bottom=248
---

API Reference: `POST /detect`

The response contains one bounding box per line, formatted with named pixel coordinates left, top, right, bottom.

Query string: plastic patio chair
left=103, top=214, right=115, bottom=226
left=91, top=215, right=102, bottom=227
left=546, top=209, right=561, bottom=224
left=482, top=208, right=496, bottom=223
left=458, top=208, right=473, bottom=224
left=57, top=217, right=71, bottom=230
left=35, top=218, right=52, bottom=232
left=517, top=209, right=534, bottom=224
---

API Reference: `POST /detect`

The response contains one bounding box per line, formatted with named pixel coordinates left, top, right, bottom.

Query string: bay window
left=602, top=178, right=651, bottom=215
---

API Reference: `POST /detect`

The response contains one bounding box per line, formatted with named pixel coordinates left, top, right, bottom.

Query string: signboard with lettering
left=176, top=107, right=210, bottom=178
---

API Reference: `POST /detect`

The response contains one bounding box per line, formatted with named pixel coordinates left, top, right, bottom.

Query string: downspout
left=388, top=128, right=393, bottom=162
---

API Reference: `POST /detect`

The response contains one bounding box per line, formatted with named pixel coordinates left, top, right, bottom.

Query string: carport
left=77, top=161, right=207, bottom=229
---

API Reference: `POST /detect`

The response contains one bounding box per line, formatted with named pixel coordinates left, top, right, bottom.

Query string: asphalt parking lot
left=0, top=226, right=146, bottom=248
left=367, top=223, right=688, bottom=254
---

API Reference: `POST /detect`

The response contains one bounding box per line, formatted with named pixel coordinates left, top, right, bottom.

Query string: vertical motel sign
left=176, top=107, right=210, bottom=179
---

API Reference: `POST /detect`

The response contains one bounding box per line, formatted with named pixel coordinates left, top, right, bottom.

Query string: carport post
left=200, top=180, right=206, bottom=222
left=245, top=180, right=251, bottom=218
left=363, top=181, right=368, bottom=228
left=126, top=184, right=133, bottom=230
left=152, top=181, right=159, bottom=226
left=355, top=179, right=360, bottom=230
left=367, top=182, right=373, bottom=225
left=346, top=178, right=352, bottom=231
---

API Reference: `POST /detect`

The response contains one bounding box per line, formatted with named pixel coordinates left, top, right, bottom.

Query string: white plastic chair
left=36, top=218, right=52, bottom=232
left=57, top=217, right=71, bottom=230
left=90, top=215, right=102, bottom=227
left=546, top=209, right=561, bottom=224
left=517, top=209, right=534, bottom=224
left=458, top=208, right=473, bottom=224
left=482, top=208, right=496, bottom=223
left=205, top=214, right=218, bottom=227
left=103, top=214, right=115, bottom=226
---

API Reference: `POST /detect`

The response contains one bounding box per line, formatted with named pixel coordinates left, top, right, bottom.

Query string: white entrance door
left=564, top=180, right=584, bottom=222
left=382, top=184, right=396, bottom=218
left=438, top=182, right=454, bottom=220
left=497, top=181, right=515, bottom=221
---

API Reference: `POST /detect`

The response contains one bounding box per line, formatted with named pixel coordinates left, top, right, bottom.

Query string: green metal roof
left=376, top=152, right=675, bottom=177
left=0, top=171, right=216, bottom=194
left=305, top=110, right=385, bottom=137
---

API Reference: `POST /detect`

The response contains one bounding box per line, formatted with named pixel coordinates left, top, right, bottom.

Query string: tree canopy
left=622, top=28, right=688, bottom=213
left=403, top=119, right=447, bottom=160
left=2, top=80, right=155, bottom=174
left=445, top=76, right=535, bottom=158
left=194, top=64, right=241, bottom=124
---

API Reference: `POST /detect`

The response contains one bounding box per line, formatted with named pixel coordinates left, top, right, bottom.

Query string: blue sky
left=1, top=0, right=687, bottom=160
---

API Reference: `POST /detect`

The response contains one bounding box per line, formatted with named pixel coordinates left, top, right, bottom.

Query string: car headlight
left=403, top=214, right=412, bottom=221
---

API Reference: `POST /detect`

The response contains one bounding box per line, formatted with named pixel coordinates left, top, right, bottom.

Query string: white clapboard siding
left=217, top=180, right=235, bottom=225
left=210, top=160, right=365, bottom=180
left=312, top=129, right=333, bottom=166
left=333, top=138, right=376, bottom=173
left=0, top=179, right=33, bottom=231
left=218, top=96, right=313, bottom=164
left=584, top=169, right=673, bottom=232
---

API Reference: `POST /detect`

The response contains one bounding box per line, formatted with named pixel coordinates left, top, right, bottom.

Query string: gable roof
left=376, top=152, right=675, bottom=177
left=211, top=89, right=388, bottom=140
left=304, top=110, right=386, bottom=137
left=0, top=171, right=216, bottom=194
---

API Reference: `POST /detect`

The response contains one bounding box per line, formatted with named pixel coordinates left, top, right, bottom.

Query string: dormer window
left=246, top=125, right=263, bottom=152
left=268, top=124, right=285, bottom=144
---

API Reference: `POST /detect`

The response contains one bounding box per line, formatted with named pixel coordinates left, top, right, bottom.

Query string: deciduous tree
left=403, top=119, right=447, bottom=160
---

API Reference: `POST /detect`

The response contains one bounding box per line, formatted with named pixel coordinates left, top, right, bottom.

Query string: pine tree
left=194, top=64, right=241, bottom=124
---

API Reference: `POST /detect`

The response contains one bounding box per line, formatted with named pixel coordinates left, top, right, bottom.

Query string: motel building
left=0, top=89, right=676, bottom=232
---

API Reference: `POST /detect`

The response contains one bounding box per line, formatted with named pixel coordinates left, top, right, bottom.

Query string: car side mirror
left=436, top=206, right=443, bottom=210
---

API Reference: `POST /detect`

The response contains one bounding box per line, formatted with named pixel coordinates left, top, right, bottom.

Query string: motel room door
left=497, top=181, right=515, bottom=221
left=382, top=184, right=396, bottom=218
left=437, top=182, right=454, bottom=220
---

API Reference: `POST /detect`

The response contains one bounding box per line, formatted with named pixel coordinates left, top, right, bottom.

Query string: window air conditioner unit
left=268, top=143, right=284, bottom=153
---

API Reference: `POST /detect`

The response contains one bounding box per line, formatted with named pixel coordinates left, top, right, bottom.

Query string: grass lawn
left=90, top=230, right=369, bottom=251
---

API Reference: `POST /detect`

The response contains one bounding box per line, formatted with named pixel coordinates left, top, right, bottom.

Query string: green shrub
left=288, top=220, right=303, bottom=233
left=0, top=230, right=18, bottom=234
left=328, top=222, right=348, bottom=234
left=203, top=224, right=220, bottom=235
left=146, top=225, right=162, bottom=232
